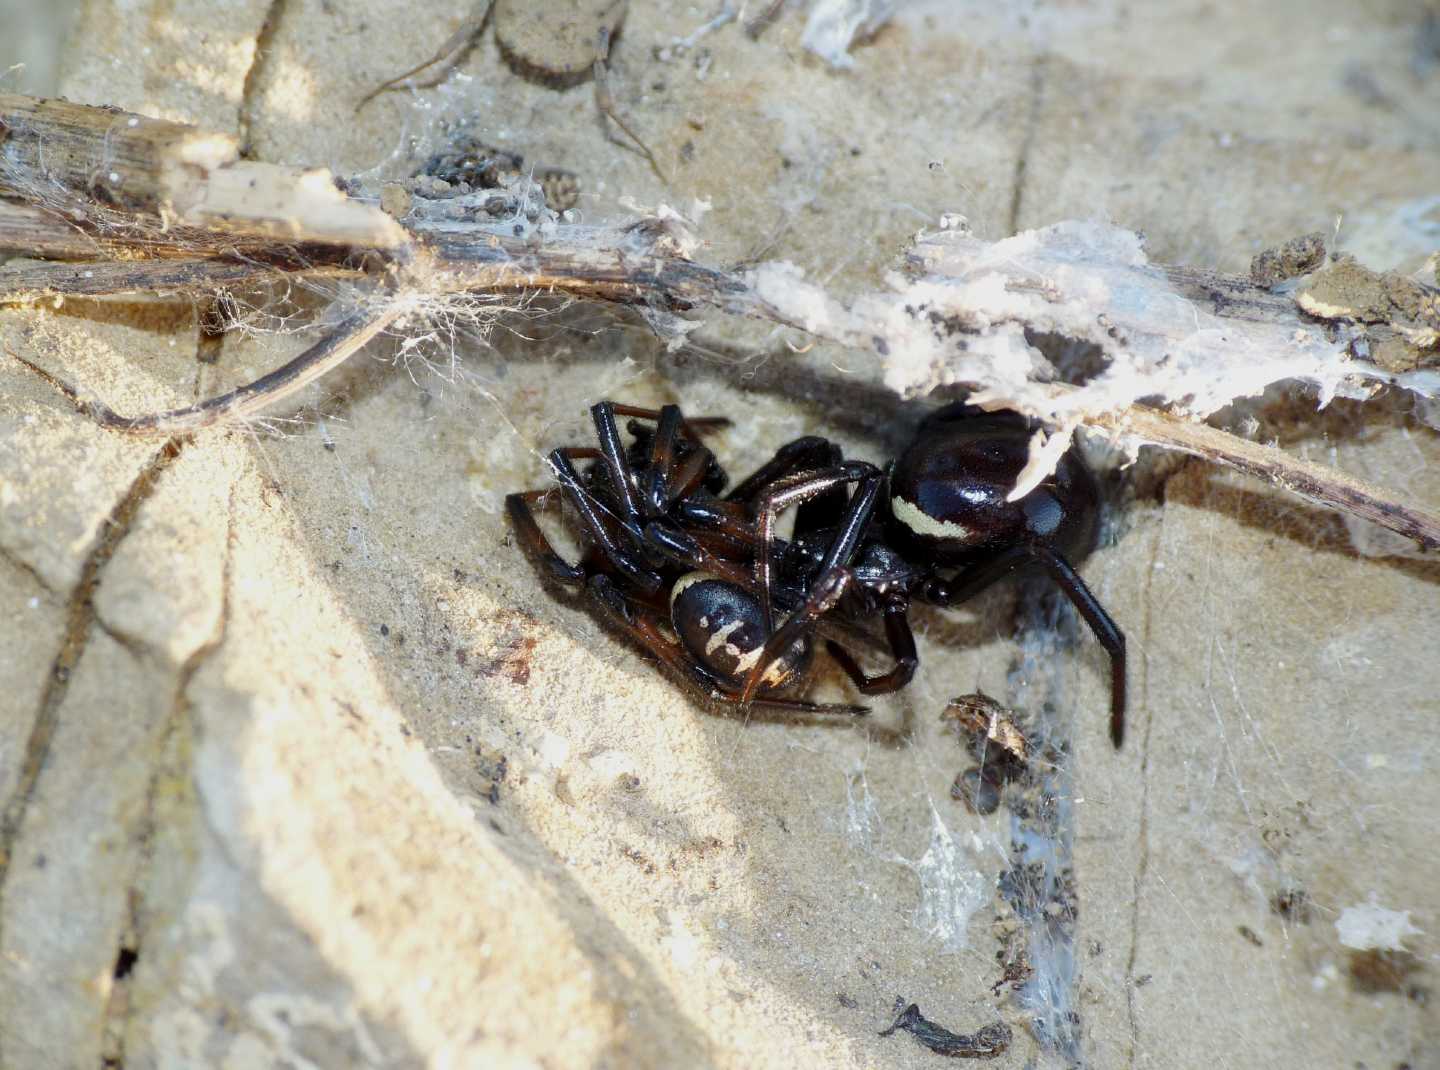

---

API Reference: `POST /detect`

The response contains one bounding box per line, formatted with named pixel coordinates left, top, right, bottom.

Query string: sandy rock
left=2, top=2, right=1438, bottom=1068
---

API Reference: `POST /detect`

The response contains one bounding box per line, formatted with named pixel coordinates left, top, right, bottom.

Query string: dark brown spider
left=506, top=400, right=1128, bottom=745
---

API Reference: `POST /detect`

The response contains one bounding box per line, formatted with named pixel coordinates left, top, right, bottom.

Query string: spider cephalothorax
left=506, top=400, right=1127, bottom=745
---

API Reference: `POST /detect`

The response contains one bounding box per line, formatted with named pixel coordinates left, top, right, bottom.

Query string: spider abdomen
left=887, top=413, right=1099, bottom=565
left=670, top=572, right=811, bottom=693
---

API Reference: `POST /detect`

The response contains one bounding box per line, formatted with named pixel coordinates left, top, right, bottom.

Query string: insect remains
left=507, top=400, right=1128, bottom=745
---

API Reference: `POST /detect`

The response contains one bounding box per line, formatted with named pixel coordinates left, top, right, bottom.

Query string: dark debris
left=879, top=999, right=1012, bottom=1059
left=1249, top=232, right=1327, bottom=287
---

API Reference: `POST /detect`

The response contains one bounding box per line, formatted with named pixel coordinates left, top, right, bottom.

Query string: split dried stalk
left=1091, top=405, right=1440, bottom=550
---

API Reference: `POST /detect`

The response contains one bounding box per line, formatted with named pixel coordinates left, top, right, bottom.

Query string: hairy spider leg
left=585, top=574, right=867, bottom=718
left=927, top=543, right=1128, bottom=748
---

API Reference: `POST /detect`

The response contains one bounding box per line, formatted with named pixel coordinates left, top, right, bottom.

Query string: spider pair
left=506, top=400, right=1128, bottom=746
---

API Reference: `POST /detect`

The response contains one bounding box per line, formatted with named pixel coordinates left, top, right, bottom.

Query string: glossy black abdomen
left=670, top=572, right=811, bottom=693
left=885, top=407, right=1099, bottom=566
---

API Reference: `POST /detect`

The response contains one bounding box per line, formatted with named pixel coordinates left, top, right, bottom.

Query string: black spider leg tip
left=1030, top=545, right=1127, bottom=749
left=586, top=574, right=868, bottom=718
left=932, top=544, right=1128, bottom=749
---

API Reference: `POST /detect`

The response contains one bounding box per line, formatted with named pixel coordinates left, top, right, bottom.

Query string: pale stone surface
left=0, top=554, right=61, bottom=807
left=55, top=0, right=274, bottom=130
left=92, top=446, right=234, bottom=668
left=1, top=2, right=1437, bottom=1068
left=1074, top=407, right=1440, bottom=1067
left=0, top=629, right=172, bottom=1066
left=0, top=307, right=185, bottom=593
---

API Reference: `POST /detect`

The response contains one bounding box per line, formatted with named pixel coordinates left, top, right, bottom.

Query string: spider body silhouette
left=506, top=401, right=1128, bottom=746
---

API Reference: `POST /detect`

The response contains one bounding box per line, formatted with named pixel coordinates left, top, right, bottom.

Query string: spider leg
left=672, top=496, right=759, bottom=557
left=639, top=521, right=752, bottom=588
left=551, top=403, right=746, bottom=588
left=646, top=403, right=682, bottom=477
left=591, top=399, right=721, bottom=524
left=586, top=574, right=865, bottom=717
left=924, top=545, right=1031, bottom=608
left=743, top=694, right=869, bottom=718
left=663, top=447, right=720, bottom=506
left=752, top=462, right=882, bottom=632
left=725, top=437, right=842, bottom=505
left=611, top=403, right=728, bottom=506
left=639, top=403, right=702, bottom=515
left=612, top=403, right=731, bottom=439
left=547, top=447, right=663, bottom=594
left=927, top=544, right=1127, bottom=748
left=737, top=565, right=855, bottom=705
left=823, top=603, right=918, bottom=695
left=1030, top=545, right=1128, bottom=749
left=504, top=489, right=586, bottom=586
left=590, top=401, right=647, bottom=533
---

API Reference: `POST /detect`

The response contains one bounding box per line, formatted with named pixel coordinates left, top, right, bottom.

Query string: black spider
left=505, top=400, right=1128, bottom=746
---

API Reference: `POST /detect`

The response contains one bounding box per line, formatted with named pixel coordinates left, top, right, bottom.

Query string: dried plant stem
left=3, top=92, right=1436, bottom=554
left=9, top=307, right=404, bottom=433
left=1089, top=405, right=1440, bottom=550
